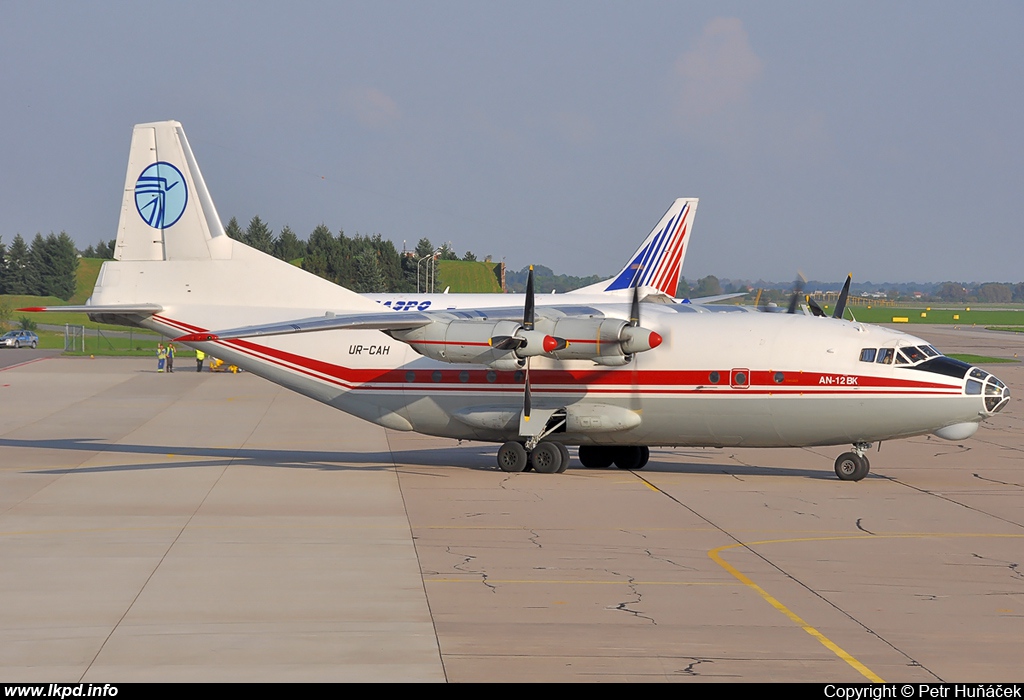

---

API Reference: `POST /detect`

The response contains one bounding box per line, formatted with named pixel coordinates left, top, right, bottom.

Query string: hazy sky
left=2, top=2, right=1021, bottom=283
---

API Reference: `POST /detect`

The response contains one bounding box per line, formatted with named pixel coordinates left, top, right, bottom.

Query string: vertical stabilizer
left=570, top=198, right=698, bottom=296
left=115, top=121, right=229, bottom=261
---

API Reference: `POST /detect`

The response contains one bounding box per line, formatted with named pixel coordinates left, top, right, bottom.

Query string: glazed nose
left=966, top=367, right=1010, bottom=415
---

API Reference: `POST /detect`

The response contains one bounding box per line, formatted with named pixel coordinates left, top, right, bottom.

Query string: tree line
left=223, top=216, right=482, bottom=293
left=0, top=232, right=78, bottom=299
left=7, top=216, right=1024, bottom=303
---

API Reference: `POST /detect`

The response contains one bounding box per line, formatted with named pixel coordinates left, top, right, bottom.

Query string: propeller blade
left=524, top=265, right=535, bottom=331
left=523, top=362, right=532, bottom=421
left=786, top=272, right=806, bottom=314
left=807, top=297, right=827, bottom=317
left=489, top=335, right=524, bottom=351
left=832, top=273, right=852, bottom=319
left=630, top=284, right=640, bottom=327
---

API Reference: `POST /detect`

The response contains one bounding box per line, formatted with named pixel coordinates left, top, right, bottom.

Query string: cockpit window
left=876, top=348, right=894, bottom=364
left=921, top=345, right=939, bottom=357
left=895, top=350, right=910, bottom=365
left=859, top=348, right=877, bottom=363
left=902, top=346, right=928, bottom=363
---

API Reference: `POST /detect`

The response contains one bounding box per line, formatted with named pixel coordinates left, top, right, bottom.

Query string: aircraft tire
left=578, top=445, right=613, bottom=469
left=531, top=442, right=563, bottom=474
left=614, top=446, right=644, bottom=470
left=636, top=446, right=650, bottom=469
left=555, top=443, right=570, bottom=472
left=834, top=452, right=869, bottom=481
left=497, top=441, right=528, bottom=473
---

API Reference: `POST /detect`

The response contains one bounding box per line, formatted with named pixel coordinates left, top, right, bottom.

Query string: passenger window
left=860, top=348, right=877, bottom=362
left=876, top=348, right=894, bottom=364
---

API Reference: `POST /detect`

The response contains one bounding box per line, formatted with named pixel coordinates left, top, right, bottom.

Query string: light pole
left=417, top=247, right=443, bottom=293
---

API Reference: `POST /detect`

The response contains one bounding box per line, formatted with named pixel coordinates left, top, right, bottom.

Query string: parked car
left=0, top=330, right=39, bottom=348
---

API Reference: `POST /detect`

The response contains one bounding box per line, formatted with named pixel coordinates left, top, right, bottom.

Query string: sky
left=1, top=1, right=1022, bottom=284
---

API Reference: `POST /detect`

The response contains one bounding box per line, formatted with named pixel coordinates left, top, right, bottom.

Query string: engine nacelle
left=392, top=320, right=555, bottom=366
left=536, top=318, right=662, bottom=362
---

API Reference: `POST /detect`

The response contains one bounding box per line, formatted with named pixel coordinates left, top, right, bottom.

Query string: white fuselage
left=100, top=252, right=995, bottom=449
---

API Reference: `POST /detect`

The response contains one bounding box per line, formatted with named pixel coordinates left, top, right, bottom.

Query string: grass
left=436, top=260, right=503, bottom=293
left=947, top=353, right=1019, bottom=364
left=733, top=302, right=1024, bottom=327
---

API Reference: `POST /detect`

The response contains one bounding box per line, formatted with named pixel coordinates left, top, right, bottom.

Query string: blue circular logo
left=135, top=162, right=188, bottom=229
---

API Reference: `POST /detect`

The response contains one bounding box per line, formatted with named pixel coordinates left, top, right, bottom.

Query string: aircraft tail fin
left=115, top=121, right=231, bottom=262
left=571, top=198, right=698, bottom=296
left=91, top=121, right=382, bottom=315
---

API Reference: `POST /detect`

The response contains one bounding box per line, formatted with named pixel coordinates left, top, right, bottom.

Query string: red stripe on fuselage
left=151, top=314, right=961, bottom=397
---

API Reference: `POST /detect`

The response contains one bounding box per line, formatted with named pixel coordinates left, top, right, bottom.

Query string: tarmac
left=0, top=325, right=1021, bottom=682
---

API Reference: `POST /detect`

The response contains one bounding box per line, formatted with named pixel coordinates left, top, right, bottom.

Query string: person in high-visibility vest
left=157, top=343, right=167, bottom=372
left=196, top=349, right=206, bottom=373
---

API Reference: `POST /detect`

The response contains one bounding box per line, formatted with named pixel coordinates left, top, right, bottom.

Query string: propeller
left=807, top=297, right=827, bottom=317
left=629, top=283, right=641, bottom=327
left=786, top=272, right=807, bottom=314
left=523, top=266, right=535, bottom=422
left=832, top=273, right=852, bottom=319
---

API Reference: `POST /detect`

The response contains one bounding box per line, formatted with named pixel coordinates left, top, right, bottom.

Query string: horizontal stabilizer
left=174, top=311, right=434, bottom=342
left=18, top=304, right=164, bottom=314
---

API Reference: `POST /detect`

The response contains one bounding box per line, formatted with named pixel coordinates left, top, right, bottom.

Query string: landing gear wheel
left=578, top=445, right=613, bottom=469
left=636, top=446, right=650, bottom=469
left=614, top=446, right=644, bottom=470
left=497, top=441, right=528, bottom=473
left=530, top=442, right=563, bottom=474
left=834, top=452, right=869, bottom=481
left=554, top=443, right=570, bottom=473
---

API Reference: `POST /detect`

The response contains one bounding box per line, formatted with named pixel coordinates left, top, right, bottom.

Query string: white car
left=0, top=330, right=39, bottom=348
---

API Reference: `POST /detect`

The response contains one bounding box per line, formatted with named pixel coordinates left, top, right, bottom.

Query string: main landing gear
left=834, top=442, right=872, bottom=481
left=497, top=440, right=570, bottom=474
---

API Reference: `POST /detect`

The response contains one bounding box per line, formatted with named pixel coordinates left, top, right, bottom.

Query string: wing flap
left=173, top=311, right=434, bottom=342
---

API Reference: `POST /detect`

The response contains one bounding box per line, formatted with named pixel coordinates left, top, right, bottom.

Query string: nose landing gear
left=834, top=442, right=872, bottom=481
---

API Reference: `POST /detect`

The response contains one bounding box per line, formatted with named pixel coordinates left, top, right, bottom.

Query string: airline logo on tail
left=603, top=200, right=693, bottom=294
left=135, top=161, right=189, bottom=229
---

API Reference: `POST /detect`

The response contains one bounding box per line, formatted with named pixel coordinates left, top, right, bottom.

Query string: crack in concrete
left=607, top=573, right=656, bottom=625
left=448, top=546, right=496, bottom=593
left=643, top=548, right=697, bottom=571
left=973, top=472, right=1024, bottom=488
left=855, top=518, right=875, bottom=535
left=970, top=553, right=1024, bottom=582
left=675, top=658, right=713, bottom=676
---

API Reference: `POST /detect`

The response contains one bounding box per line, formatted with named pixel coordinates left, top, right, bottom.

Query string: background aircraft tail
left=571, top=197, right=698, bottom=296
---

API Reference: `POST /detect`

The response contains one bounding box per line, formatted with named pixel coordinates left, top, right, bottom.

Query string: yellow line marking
left=709, top=542, right=884, bottom=683
left=638, top=472, right=1023, bottom=682
left=709, top=533, right=1021, bottom=682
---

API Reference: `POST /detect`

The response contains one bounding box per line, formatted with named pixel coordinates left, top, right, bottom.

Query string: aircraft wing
left=680, top=292, right=748, bottom=304
left=173, top=310, right=434, bottom=342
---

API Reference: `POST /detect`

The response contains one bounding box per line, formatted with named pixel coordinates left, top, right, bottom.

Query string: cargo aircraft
left=26, top=121, right=1010, bottom=480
